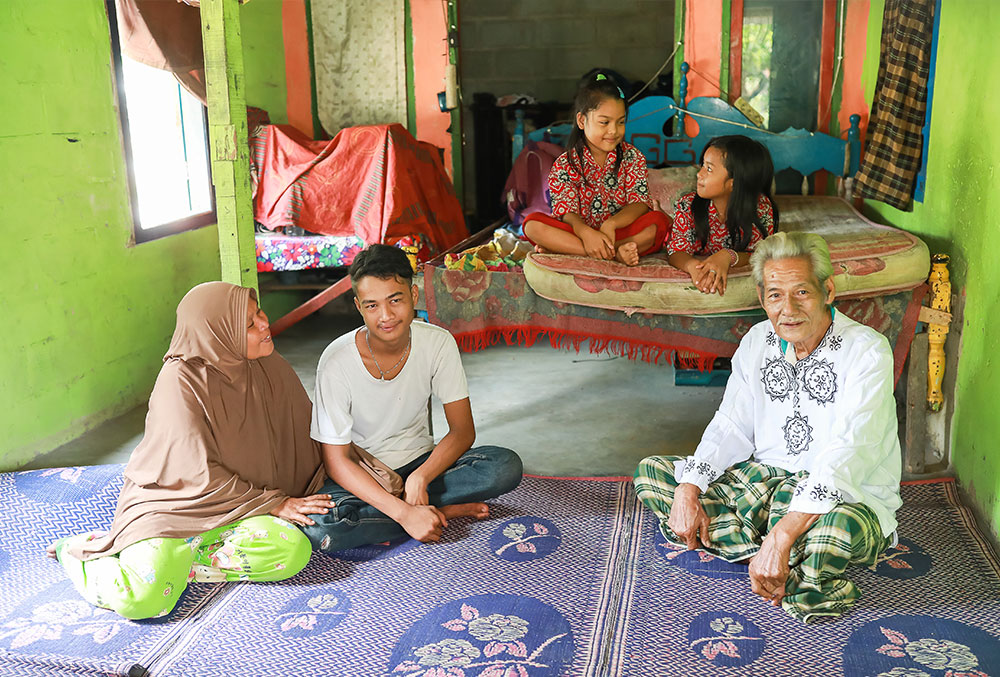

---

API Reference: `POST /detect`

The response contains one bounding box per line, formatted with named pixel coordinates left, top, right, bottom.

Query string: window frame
left=105, top=0, right=216, bottom=245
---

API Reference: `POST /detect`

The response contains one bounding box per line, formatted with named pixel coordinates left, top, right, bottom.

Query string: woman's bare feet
left=615, top=241, right=640, bottom=266
left=440, top=502, right=490, bottom=520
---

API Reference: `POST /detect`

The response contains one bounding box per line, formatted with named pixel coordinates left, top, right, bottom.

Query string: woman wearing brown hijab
left=49, top=282, right=333, bottom=619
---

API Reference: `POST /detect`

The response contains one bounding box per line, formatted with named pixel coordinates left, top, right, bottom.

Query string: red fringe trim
left=452, top=325, right=718, bottom=371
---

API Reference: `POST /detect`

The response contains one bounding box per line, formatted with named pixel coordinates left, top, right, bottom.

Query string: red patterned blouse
left=548, top=142, right=652, bottom=230
left=667, top=191, right=775, bottom=256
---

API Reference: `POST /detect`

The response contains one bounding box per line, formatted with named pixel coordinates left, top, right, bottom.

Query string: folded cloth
left=444, top=229, right=533, bottom=272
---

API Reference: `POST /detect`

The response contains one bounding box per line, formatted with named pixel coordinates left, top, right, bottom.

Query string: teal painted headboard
left=526, top=61, right=862, bottom=195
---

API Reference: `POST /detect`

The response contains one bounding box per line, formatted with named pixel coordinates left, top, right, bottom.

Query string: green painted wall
left=0, top=0, right=221, bottom=470
left=858, top=1, right=1000, bottom=537
left=241, top=0, right=288, bottom=124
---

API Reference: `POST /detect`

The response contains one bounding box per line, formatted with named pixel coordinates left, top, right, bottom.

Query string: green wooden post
left=673, top=0, right=686, bottom=103
left=446, top=0, right=463, bottom=206
left=200, top=0, right=257, bottom=291
left=720, top=0, right=732, bottom=100
left=404, top=0, right=418, bottom=135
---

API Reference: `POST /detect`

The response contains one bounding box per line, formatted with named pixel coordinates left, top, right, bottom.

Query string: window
left=106, top=1, right=215, bottom=243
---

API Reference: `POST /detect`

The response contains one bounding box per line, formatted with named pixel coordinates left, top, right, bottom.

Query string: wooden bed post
left=926, top=254, right=951, bottom=412
left=676, top=62, right=689, bottom=137
left=844, top=113, right=861, bottom=199
left=200, top=0, right=258, bottom=292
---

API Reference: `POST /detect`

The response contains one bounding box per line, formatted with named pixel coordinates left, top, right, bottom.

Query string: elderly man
left=635, top=231, right=901, bottom=622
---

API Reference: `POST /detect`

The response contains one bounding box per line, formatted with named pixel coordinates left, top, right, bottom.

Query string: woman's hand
left=579, top=227, right=615, bottom=260
left=270, top=493, right=335, bottom=527
left=691, top=251, right=732, bottom=295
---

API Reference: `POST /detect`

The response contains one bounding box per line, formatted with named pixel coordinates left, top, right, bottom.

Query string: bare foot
left=533, top=244, right=550, bottom=254
left=615, top=241, right=640, bottom=266
left=45, top=541, right=59, bottom=559
left=440, top=502, right=490, bottom=520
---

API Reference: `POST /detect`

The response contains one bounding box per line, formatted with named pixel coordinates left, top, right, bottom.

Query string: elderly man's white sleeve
left=788, top=339, right=898, bottom=516
left=311, top=359, right=354, bottom=445
left=675, top=339, right=757, bottom=492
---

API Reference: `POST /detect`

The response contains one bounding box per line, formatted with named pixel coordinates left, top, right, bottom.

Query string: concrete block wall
left=458, top=0, right=675, bottom=213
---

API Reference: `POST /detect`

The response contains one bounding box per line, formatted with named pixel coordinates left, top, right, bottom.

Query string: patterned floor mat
left=1, top=467, right=998, bottom=676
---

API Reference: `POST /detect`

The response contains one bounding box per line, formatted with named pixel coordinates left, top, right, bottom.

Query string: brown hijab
left=69, top=282, right=324, bottom=560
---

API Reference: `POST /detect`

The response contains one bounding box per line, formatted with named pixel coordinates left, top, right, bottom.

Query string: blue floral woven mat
left=1, top=466, right=998, bottom=676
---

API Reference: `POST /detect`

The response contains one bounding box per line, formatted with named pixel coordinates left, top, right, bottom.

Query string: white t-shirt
left=675, top=310, right=902, bottom=537
left=311, top=321, right=470, bottom=470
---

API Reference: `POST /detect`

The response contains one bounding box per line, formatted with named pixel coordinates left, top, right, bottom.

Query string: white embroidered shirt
left=675, top=309, right=902, bottom=537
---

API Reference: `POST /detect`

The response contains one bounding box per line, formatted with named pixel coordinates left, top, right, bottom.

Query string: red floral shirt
left=667, top=191, right=775, bottom=256
left=548, top=142, right=652, bottom=230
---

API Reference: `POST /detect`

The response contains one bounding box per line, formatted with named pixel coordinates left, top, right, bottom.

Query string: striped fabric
left=853, top=0, right=936, bottom=210
left=634, top=456, right=888, bottom=622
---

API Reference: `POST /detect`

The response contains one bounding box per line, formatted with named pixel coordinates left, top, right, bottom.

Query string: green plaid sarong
left=634, top=455, right=889, bottom=622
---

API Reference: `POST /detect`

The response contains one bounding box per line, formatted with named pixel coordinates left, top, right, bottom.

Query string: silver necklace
left=365, top=328, right=411, bottom=380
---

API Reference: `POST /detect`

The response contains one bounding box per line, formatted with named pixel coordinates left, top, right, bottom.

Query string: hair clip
left=595, top=73, right=625, bottom=99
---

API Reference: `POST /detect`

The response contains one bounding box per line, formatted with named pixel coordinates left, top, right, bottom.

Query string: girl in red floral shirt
left=667, top=135, right=779, bottom=295
left=523, top=74, right=669, bottom=266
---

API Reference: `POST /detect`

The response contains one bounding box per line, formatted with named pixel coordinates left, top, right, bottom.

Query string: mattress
left=523, top=196, right=931, bottom=315
left=255, top=233, right=365, bottom=272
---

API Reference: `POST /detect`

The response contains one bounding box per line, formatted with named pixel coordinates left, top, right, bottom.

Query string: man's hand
left=748, top=511, right=819, bottom=605
left=270, top=494, right=335, bottom=527
left=403, top=472, right=430, bottom=506
left=399, top=504, right=449, bottom=543
left=748, top=532, right=791, bottom=605
left=667, top=483, right=712, bottom=550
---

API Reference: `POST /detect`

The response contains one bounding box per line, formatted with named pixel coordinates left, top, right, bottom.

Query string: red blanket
left=251, top=123, right=466, bottom=254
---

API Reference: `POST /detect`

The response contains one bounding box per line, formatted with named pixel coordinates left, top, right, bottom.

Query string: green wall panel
left=859, top=1, right=1000, bottom=537
left=240, top=0, right=288, bottom=124
left=0, top=0, right=221, bottom=469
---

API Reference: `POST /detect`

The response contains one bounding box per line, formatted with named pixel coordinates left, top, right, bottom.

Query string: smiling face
left=696, top=146, right=734, bottom=203
left=576, top=96, right=627, bottom=160
left=354, top=274, right=419, bottom=346
left=758, top=256, right=836, bottom=358
left=245, top=298, right=274, bottom=360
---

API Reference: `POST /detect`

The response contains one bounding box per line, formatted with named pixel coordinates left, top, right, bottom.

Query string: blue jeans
left=301, top=446, right=523, bottom=552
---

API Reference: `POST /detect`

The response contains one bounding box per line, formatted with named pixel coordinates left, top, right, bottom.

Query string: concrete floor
left=23, top=306, right=724, bottom=477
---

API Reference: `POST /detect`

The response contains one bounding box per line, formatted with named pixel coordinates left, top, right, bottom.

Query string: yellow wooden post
left=200, top=0, right=257, bottom=291
left=926, top=254, right=950, bottom=411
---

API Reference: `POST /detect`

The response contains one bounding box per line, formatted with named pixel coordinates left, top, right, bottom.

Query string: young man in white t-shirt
left=302, top=244, right=522, bottom=552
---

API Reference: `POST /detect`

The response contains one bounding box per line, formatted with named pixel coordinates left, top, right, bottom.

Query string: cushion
left=523, top=196, right=930, bottom=315
left=646, top=165, right=698, bottom=216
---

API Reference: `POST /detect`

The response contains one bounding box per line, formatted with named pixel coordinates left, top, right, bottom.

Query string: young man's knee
left=477, top=446, right=523, bottom=494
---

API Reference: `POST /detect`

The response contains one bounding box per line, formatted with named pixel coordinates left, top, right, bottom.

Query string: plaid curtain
left=854, top=0, right=936, bottom=211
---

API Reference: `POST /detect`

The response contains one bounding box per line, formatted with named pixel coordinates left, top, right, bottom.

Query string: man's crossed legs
left=635, top=456, right=889, bottom=622
left=302, top=446, right=522, bottom=553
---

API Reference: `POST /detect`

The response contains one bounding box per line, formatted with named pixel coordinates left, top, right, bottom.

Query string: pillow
left=647, top=165, right=698, bottom=216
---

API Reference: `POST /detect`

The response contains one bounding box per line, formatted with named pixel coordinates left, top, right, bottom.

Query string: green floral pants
left=56, top=515, right=311, bottom=620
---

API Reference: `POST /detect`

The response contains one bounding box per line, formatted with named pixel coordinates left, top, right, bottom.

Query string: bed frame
left=523, top=62, right=863, bottom=194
